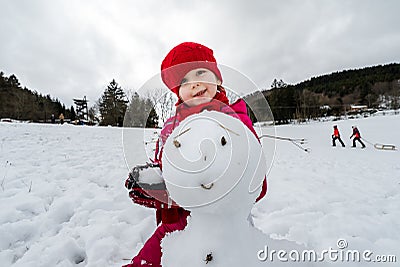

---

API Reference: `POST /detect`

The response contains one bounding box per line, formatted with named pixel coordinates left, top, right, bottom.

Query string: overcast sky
left=1, top=0, right=399, bottom=107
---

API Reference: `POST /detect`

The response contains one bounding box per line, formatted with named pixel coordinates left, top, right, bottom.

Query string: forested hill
left=263, top=63, right=400, bottom=124
left=0, top=71, right=75, bottom=122
left=2, top=63, right=400, bottom=124
left=292, top=63, right=400, bottom=96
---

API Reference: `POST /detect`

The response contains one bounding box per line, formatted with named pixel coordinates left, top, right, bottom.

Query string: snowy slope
left=0, top=123, right=156, bottom=266
left=0, top=114, right=399, bottom=266
left=253, top=114, right=400, bottom=263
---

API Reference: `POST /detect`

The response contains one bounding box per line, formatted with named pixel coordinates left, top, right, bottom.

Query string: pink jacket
left=155, top=99, right=257, bottom=165
left=125, top=99, right=267, bottom=267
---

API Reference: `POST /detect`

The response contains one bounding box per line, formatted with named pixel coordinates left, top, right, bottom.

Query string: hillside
left=0, top=72, right=75, bottom=122
left=3, top=63, right=400, bottom=125
left=263, top=63, right=400, bottom=124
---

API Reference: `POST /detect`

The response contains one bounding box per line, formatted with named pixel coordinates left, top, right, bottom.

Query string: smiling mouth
left=193, top=89, right=207, bottom=97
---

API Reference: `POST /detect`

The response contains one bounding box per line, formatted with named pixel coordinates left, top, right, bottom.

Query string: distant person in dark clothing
left=59, top=113, right=65, bottom=125
left=51, top=114, right=55, bottom=124
left=332, top=125, right=345, bottom=147
left=350, top=126, right=366, bottom=148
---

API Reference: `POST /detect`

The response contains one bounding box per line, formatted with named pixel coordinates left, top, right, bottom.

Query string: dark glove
left=128, top=185, right=176, bottom=209
left=125, top=163, right=174, bottom=209
left=125, top=162, right=161, bottom=190
left=125, top=167, right=140, bottom=190
left=128, top=187, right=159, bottom=209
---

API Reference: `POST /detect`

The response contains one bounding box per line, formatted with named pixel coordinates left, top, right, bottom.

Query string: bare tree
left=224, top=87, right=240, bottom=104
left=144, top=88, right=176, bottom=125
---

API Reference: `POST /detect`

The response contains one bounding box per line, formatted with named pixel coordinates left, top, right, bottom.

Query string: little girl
left=124, top=42, right=267, bottom=267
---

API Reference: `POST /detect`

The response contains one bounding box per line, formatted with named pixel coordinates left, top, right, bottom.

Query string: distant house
left=350, top=105, right=368, bottom=112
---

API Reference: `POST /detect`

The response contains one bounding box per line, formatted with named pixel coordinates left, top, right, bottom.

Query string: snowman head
left=162, top=111, right=267, bottom=215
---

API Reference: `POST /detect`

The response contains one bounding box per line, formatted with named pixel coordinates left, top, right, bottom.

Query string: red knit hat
left=161, top=42, right=223, bottom=96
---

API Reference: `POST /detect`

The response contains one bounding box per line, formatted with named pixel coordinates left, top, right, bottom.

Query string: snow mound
left=162, top=111, right=266, bottom=211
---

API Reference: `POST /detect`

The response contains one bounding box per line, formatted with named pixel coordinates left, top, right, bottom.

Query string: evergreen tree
left=70, top=106, right=76, bottom=121
left=271, top=78, right=288, bottom=89
left=98, top=79, right=128, bottom=126
left=145, top=99, right=159, bottom=128
left=7, top=74, right=21, bottom=88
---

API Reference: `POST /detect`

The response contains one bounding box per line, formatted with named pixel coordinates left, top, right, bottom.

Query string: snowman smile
left=201, top=182, right=214, bottom=190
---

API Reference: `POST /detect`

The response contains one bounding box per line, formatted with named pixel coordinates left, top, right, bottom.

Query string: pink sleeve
left=225, top=99, right=258, bottom=138
left=154, top=116, right=178, bottom=166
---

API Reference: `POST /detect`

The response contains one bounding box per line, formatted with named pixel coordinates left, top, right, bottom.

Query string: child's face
left=178, top=68, right=220, bottom=107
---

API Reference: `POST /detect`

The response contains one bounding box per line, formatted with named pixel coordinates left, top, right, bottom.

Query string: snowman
left=161, top=111, right=311, bottom=266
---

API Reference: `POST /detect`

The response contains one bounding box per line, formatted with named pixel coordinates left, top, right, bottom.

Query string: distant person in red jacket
left=332, top=125, right=345, bottom=147
left=350, top=126, right=366, bottom=148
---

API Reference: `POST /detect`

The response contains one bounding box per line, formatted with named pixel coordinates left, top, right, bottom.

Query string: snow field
left=0, top=113, right=399, bottom=266
left=253, top=114, right=400, bottom=261
left=0, top=123, right=155, bottom=266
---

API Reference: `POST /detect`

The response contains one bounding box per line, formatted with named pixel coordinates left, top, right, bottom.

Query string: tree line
left=2, top=63, right=399, bottom=126
left=262, top=63, right=400, bottom=124
left=96, top=79, right=160, bottom=127
left=0, top=71, right=170, bottom=127
left=0, top=72, right=76, bottom=122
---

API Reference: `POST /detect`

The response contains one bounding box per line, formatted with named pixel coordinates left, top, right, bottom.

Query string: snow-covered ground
left=1, top=114, right=399, bottom=266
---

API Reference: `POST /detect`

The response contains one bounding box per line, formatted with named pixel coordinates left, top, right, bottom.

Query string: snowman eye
left=221, top=136, right=227, bottom=146
left=173, top=140, right=181, bottom=148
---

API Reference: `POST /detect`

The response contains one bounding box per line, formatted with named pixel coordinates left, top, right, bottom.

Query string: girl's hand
left=125, top=163, right=163, bottom=190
